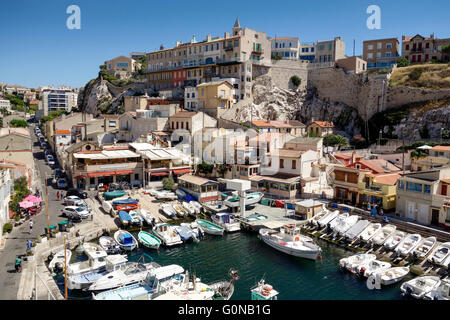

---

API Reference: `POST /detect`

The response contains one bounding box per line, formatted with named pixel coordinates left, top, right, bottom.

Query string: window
left=108, top=121, right=116, bottom=127
left=368, top=44, right=373, bottom=50
left=377, top=42, right=382, bottom=49
left=385, top=52, right=391, bottom=57
left=405, top=44, right=409, bottom=50
left=280, top=159, right=284, bottom=168
left=377, top=52, right=381, bottom=58
left=424, top=185, right=431, bottom=194
left=292, top=160, right=296, bottom=169
left=186, top=93, right=190, bottom=98
left=386, top=43, right=392, bottom=49
left=398, top=180, right=405, bottom=190
left=368, top=53, right=373, bottom=59
left=318, top=45, right=325, bottom=51
left=328, top=43, right=332, bottom=50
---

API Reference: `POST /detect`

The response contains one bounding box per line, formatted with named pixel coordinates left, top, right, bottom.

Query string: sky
left=1, top=0, right=449, bottom=89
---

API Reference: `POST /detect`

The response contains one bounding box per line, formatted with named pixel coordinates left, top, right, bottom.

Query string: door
left=417, top=204, right=429, bottom=225
left=406, top=201, right=415, bottom=220
left=442, top=184, right=448, bottom=196
left=431, top=209, right=440, bottom=226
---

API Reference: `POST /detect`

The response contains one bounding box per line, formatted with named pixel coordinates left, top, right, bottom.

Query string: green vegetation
left=411, top=149, right=429, bottom=158
left=271, top=54, right=282, bottom=61
left=198, top=161, right=213, bottom=174
left=419, top=125, right=430, bottom=139
left=40, top=110, right=67, bottom=123
left=389, top=63, right=450, bottom=89
left=162, top=177, right=175, bottom=190
left=2, top=223, right=13, bottom=234
left=396, top=57, right=410, bottom=68
left=4, top=92, right=25, bottom=111
left=9, top=119, right=28, bottom=128
left=0, top=108, right=11, bottom=115
left=323, top=134, right=349, bottom=150
left=290, top=75, right=301, bottom=87
left=442, top=44, right=450, bottom=55
left=99, top=64, right=138, bottom=87
left=137, top=56, right=148, bottom=75
left=9, top=177, right=31, bottom=214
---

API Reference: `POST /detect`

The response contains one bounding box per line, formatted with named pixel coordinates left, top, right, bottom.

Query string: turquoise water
left=57, top=230, right=409, bottom=300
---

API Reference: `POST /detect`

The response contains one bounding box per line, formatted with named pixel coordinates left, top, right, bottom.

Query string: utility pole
left=64, top=236, right=68, bottom=300
left=402, top=129, right=405, bottom=175
left=45, top=174, right=50, bottom=239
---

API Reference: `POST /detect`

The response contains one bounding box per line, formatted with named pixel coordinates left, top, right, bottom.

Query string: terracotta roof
left=374, top=173, right=401, bottom=185
left=440, top=179, right=450, bottom=184
left=430, top=146, right=450, bottom=152
left=310, top=121, right=334, bottom=128
left=55, top=130, right=70, bottom=135
left=29, top=100, right=39, bottom=105
left=170, top=111, right=197, bottom=118
left=356, top=159, right=401, bottom=174
left=249, top=120, right=293, bottom=129
left=269, top=149, right=304, bottom=158
left=178, top=174, right=217, bottom=186
left=335, top=152, right=354, bottom=160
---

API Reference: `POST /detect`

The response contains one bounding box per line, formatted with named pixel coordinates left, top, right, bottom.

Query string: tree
left=271, top=54, right=282, bottom=60
left=419, top=125, right=430, bottom=139
left=397, top=57, right=410, bottom=67
left=198, top=161, right=213, bottom=174
left=162, top=177, right=175, bottom=190
left=442, top=44, right=450, bottom=55
left=323, top=134, right=349, bottom=150
left=138, top=55, right=148, bottom=75
left=9, top=119, right=28, bottom=128
left=290, top=75, right=302, bottom=87
left=9, top=177, right=30, bottom=213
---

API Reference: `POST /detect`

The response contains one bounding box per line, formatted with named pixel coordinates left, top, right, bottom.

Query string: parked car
left=46, top=155, right=55, bottom=166
left=63, top=196, right=91, bottom=212
left=66, top=188, right=88, bottom=199
left=57, top=177, right=68, bottom=189
left=55, top=168, right=64, bottom=178
left=62, top=206, right=89, bottom=220
left=44, top=150, right=51, bottom=157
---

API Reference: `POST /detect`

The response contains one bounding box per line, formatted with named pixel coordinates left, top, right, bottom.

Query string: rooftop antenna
left=353, top=39, right=355, bottom=57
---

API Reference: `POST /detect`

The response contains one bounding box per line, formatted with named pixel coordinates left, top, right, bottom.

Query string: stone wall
left=268, top=60, right=309, bottom=91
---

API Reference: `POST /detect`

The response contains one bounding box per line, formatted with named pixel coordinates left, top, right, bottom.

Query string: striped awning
left=150, top=171, right=170, bottom=176
left=172, top=168, right=191, bottom=175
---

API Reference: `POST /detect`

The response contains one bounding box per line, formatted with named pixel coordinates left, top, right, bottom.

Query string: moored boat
left=174, top=225, right=194, bottom=242
left=48, top=249, right=72, bottom=273
left=103, top=190, right=126, bottom=200
left=189, top=201, right=203, bottom=214
left=370, top=224, right=396, bottom=246
left=366, top=267, right=410, bottom=289
left=383, top=230, right=406, bottom=250
left=339, top=253, right=376, bottom=271
left=182, top=201, right=197, bottom=216
left=211, top=213, right=241, bottom=232
left=427, top=242, right=450, bottom=266
left=139, top=208, right=159, bottom=226
left=333, top=215, right=359, bottom=237
left=129, top=210, right=143, bottom=226
left=172, top=203, right=188, bottom=217
left=113, top=230, right=138, bottom=251
left=328, top=213, right=349, bottom=232
left=138, top=231, right=161, bottom=250
left=400, top=276, right=441, bottom=299
left=152, top=223, right=183, bottom=246
left=358, top=223, right=382, bottom=243
left=195, top=219, right=224, bottom=236
left=412, top=236, right=437, bottom=259
left=356, top=260, right=391, bottom=278
left=424, top=278, right=450, bottom=300
left=317, top=210, right=339, bottom=228
left=99, top=236, right=121, bottom=254
left=343, top=219, right=370, bottom=241
left=258, top=225, right=322, bottom=260
left=161, top=203, right=177, bottom=218
left=250, top=279, right=279, bottom=300
left=118, top=210, right=132, bottom=227
left=395, top=233, right=422, bottom=256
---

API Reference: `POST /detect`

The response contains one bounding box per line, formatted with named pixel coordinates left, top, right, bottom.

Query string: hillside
left=389, top=63, right=450, bottom=89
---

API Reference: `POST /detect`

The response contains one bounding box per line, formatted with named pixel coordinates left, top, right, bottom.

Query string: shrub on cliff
left=397, top=57, right=410, bottom=67
left=290, top=75, right=301, bottom=87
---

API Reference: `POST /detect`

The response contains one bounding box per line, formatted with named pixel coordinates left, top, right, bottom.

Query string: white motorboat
left=152, top=223, right=183, bottom=246
left=189, top=201, right=203, bottom=214
left=308, top=210, right=330, bottom=226
left=250, top=279, right=279, bottom=300
left=113, top=230, right=138, bottom=251
left=424, top=278, right=450, bottom=300
left=138, top=208, right=159, bottom=226
left=370, top=224, right=396, bottom=246
left=211, top=213, right=241, bottom=232
left=333, top=215, right=359, bottom=236
left=355, top=260, right=391, bottom=278
left=172, top=203, right=188, bottom=217
left=412, top=236, right=437, bottom=259
left=195, top=219, right=225, bottom=236
left=180, top=221, right=204, bottom=242
left=129, top=210, right=143, bottom=226
left=427, top=242, right=450, bottom=266
left=395, top=233, right=422, bottom=256
left=98, top=236, right=121, bottom=254
left=366, top=267, right=410, bottom=289
left=102, top=200, right=112, bottom=214
left=182, top=201, right=197, bottom=216
left=67, top=243, right=108, bottom=277
left=358, top=223, right=382, bottom=243
left=88, top=260, right=161, bottom=292
left=258, top=225, right=322, bottom=260
left=343, top=219, right=370, bottom=241
left=161, top=203, right=177, bottom=218
left=317, top=210, right=339, bottom=228
left=68, top=255, right=128, bottom=290
left=155, top=190, right=177, bottom=200
left=48, top=249, right=72, bottom=273
left=400, top=276, right=441, bottom=299
left=383, top=230, right=406, bottom=250
left=223, top=192, right=264, bottom=208
left=328, top=213, right=349, bottom=231
left=338, top=253, right=376, bottom=271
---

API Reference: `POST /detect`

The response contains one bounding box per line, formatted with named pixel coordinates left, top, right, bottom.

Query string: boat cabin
left=280, top=224, right=301, bottom=240
left=104, top=255, right=128, bottom=272
left=251, top=281, right=279, bottom=300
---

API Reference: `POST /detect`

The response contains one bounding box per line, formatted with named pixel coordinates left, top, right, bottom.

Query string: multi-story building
left=245, top=120, right=306, bottom=136
left=0, top=99, right=11, bottom=111
left=184, top=86, right=198, bottom=111
left=315, top=37, right=346, bottom=63
left=105, top=55, right=137, bottom=73
left=307, top=121, right=334, bottom=137
left=412, top=145, right=450, bottom=171
left=41, top=87, right=78, bottom=116
left=336, top=56, right=367, bottom=74
left=299, top=43, right=316, bottom=62
left=146, top=18, right=271, bottom=101
left=270, top=37, right=300, bottom=60
left=363, top=38, right=399, bottom=69
left=197, top=80, right=234, bottom=118
left=0, top=169, right=12, bottom=233
left=396, top=166, right=450, bottom=229
left=402, top=34, right=450, bottom=64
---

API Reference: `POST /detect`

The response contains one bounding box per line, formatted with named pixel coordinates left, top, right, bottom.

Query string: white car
left=46, top=155, right=55, bottom=166
left=63, top=196, right=91, bottom=212
left=62, top=206, right=90, bottom=219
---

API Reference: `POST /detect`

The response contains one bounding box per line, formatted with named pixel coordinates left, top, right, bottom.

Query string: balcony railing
left=224, top=46, right=234, bottom=51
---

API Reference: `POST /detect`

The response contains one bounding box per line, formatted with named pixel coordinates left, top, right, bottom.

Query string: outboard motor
left=54, top=262, right=63, bottom=273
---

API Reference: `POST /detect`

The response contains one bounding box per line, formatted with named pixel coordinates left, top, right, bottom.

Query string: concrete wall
left=268, top=60, right=309, bottom=90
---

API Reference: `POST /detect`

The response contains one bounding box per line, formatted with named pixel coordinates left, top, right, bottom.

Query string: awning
left=73, top=175, right=86, bottom=180
left=115, top=170, right=133, bottom=175
left=88, top=171, right=115, bottom=178
left=150, top=171, right=170, bottom=176
left=172, top=168, right=191, bottom=175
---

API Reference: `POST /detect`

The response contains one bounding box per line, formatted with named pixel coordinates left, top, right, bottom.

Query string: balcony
left=224, top=45, right=234, bottom=51
left=252, top=49, right=264, bottom=54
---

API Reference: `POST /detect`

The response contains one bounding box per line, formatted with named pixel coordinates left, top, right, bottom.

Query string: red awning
left=115, top=170, right=133, bottom=175
left=173, top=168, right=191, bottom=175
left=88, top=171, right=115, bottom=178
left=150, top=172, right=170, bottom=176
left=73, top=175, right=86, bottom=180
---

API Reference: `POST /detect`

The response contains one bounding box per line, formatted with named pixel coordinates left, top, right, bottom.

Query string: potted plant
left=26, top=249, right=34, bottom=261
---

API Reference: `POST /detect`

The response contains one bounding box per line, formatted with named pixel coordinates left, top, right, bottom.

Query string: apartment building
left=363, top=38, right=399, bottom=69
left=270, top=37, right=300, bottom=60
left=336, top=56, right=367, bottom=74
left=197, top=80, right=234, bottom=118
left=0, top=169, right=12, bottom=232
left=402, top=34, right=450, bottom=64
left=41, top=87, right=78, bottom=116
left=315, top=37, right=346, bottom=63
left=412, top=145, right=450, bottom=171
left=105, top=55, right=137, bottom=73
left=0, top=99, right=11, bottom=110
left=184, top=86, right=198, bottom=111
left=299, top=43, right=316, bottom=62
left=146, top=18, right=271, bottom=101
left=396, top=167, right=450, bottom=229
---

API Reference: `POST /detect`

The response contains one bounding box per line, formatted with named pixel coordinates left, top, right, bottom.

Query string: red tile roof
left=311, top=121, right=334, bottom=128
left=374, top=173, right=401, bottom=185
left=356, top=159, right=401, bottom=174
left=55, top=130, right=70, bottom=135
left=430, top=146, right=450, bottom=152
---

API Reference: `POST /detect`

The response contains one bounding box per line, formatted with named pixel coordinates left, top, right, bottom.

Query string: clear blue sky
left=1, top=0, right=449, bottom=88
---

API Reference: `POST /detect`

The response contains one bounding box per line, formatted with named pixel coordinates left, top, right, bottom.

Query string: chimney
left=206, top=35, right=212, bottom=42
left=224, top=32, right=229, bottom=39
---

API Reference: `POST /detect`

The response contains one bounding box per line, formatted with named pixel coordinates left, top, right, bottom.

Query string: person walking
left=56, top=191, right=60, bottom=200
left=29, top=220, right=33, bottom=235
left=26, top=240, right=32, bottom=251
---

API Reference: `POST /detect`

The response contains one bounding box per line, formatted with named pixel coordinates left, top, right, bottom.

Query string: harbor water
left=57, top=230, right=410, bottom=300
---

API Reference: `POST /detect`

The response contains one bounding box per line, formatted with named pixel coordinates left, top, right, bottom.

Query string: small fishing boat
left=358, top=223, right=382, bottom=243
left=138, top=208, right=159, bottom=226
left=68, top=255, right=128, bottom=290
left=112, top=198, right=139, bottom=206
left=129, top=210, right=143, bottom=226
left=250, top=279, right=279, bottom=300
left=317, top=210, right=339, bottom=228
left=175, top=188, right=186, bottom=200
left=328, top=213, right=349, bottom=232
left=138, top=231, right=161, bottom=250
left=308, top=210, right=330, bottom=226
left=400, top=276, right=441, bottom=299
left=102, top=201, right=112, bottom=214
left=395, top=233, right=422, bottom=256
left=104, top=190, right=126, bottom=200
left=424, top=278, right=450, bottom=300
left=196, top=219, right=224, bottom=236
left=189, top=201, right=203, bottom=214
left=427, top=242, right=450, bottom=266
left=412, top=236, right=437, bottom=259
left=68, top=243, right=108, bottom=277
left=116, top=203, right=140, bottom=212
left=370, top=224, right=396, bottom=246
left=339, top=253, right=376, bottom=271
left=355, top=260, right=391, bottom=278
left=88, top=260, right=161, bottom=292
left=258, top=225, right=322, bottom=260
left=211, top=213, right=241, bottom=232
left=161, top=203, right=177, bottom=218
left=223, top=192, right=264, bottom=208
left=208, top=270, right=240, bottom=300
left=99, top=236, right=121, bottom=254
left=48, top=249, right=72, bottom=273
left=172, top=203, right=188, bottom=217
left=118, top=210, right=132, bottom=227
left=113, top=230, right=138, bottom=251
left=343, top=219, right=370, bottom=241
left=174, top=225, right=194, bottom=242
left=152, top=223, right=183, bottom=246
left=333, top=215, right=359, bottom=237
left=384, top=231, right=407, bottom=250
left=180, top=222, right=204, bottom=242
left=182, top=201, right=197, bottom=216
left=366, top=267, right=410, bottom=289
left=155, top=190, right=177, bottom=200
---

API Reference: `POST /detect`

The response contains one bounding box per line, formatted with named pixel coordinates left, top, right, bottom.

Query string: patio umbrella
left=417, top=145, right=432, bottom=150
left=24, top=195, right=43, bottom=203
left=19, top=201, right=34, bottom=209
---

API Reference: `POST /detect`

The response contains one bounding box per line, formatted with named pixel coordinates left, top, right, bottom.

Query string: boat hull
left=259, top=234, right=320, bottom=260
